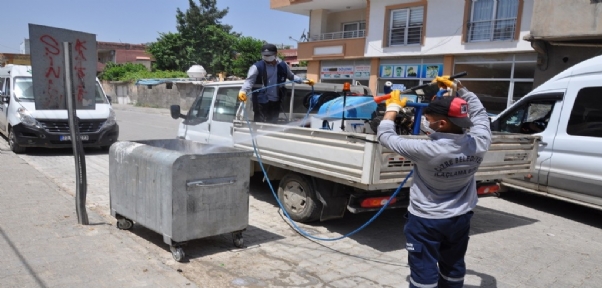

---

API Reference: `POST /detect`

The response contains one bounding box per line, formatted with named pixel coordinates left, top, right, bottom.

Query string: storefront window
left=454, top=53, right=536, bottom=114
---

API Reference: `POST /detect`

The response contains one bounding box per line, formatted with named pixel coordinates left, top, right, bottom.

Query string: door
left=494, top=93, right=563, bottom=188
left=184, top=86, right=215, bottom=144
left=546, top=82, right=602, bottom=205
left=0, top=77, right=10, bottom=133
left=208, top=86, right=241, bottom=146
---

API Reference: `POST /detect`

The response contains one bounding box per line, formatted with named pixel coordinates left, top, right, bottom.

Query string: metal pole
left=340, top=91, right=347, bottom=131
left=288, top=82, right=295, bottom=121
left=64, top=42, right=89, bottom=225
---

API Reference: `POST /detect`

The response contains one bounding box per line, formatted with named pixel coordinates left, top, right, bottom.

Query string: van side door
left=183, top=86, right=215, bottom=144
left=492, top=92, right=563, bottom=189
left=546, top=82, right=602, bottom=206
left=208, top=86, right=241, bottom=146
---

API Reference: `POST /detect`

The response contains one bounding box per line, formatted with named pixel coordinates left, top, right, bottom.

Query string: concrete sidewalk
left=0, top=151, right=196, bottom=288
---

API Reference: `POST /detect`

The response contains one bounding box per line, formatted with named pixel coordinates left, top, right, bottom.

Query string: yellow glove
left=431, top=76, right=457, bottom=90
left=303, top=79, right=315, bottom=86
left=238, top=91, right=247, bottom=102
left=385, top=90, right=407, bottom=113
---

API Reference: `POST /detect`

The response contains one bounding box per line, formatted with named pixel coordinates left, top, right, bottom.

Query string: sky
left=0, top=0, right=309, bottom=53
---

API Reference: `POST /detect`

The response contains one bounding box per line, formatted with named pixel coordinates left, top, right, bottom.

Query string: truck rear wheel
left=278, top=173, right=322, bottom=223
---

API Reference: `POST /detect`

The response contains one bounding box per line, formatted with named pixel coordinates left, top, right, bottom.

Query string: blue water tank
left=316, top=96, right=377, bottom=119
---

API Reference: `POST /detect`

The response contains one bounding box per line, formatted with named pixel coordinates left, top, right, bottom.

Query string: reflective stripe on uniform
left=439, top=271, right=464, bottom=282
left=410, top=277, right=438, bottom=288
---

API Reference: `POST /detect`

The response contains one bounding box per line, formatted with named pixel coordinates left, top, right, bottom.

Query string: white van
left=0, top=64, right=119, bottom=153
left=491, top=55, right=602, bottom=210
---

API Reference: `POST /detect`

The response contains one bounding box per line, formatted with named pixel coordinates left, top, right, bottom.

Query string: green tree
left=174, top=0, right=239, bottom=74
left=147, top=32, right=193, bottom=71
left=231, top=36, right=264, bottom=77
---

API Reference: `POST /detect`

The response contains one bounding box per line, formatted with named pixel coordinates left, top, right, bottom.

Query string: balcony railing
left=311, top=30, right=365, bottom=41
left=467, top=18, right=517, bottom=42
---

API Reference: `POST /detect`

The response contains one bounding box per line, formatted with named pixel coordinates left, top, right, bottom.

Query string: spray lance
left=373, top=72, right=468, bottom=135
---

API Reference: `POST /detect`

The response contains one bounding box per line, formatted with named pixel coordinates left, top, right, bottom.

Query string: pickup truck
left=170, top=80, right=540, bottom=222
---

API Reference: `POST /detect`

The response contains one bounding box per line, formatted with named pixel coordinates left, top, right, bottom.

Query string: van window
left=187, top=87, right=214, bottom=125
left=14, top=77, right=34, bottom=101
left=212, top=87, right=240, bottom=122
left=95, top=82, right=108, bottom=103
left=498, top=101, right=555, bottom=134
left=0, top=78, right=5, bottom=94
left=567, top=87, right=602, bottom=138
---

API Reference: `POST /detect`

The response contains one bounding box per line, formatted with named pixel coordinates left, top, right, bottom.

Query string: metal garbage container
left=109, top=139, right=253, bottom=262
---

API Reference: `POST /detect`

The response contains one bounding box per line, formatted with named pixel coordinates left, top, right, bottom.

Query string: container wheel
left=277, top=173, right=322, bottom=223
left=116, top=218, right=133, bottom=230
left=8, top=129, right=26, bottom=154
left=170, top=246, right=185, bottom=262
left=232, top=232, right=244, bottom=248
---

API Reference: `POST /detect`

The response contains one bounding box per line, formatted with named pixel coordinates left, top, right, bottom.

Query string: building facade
left=272, top=0, right=537, bottom=113
left=524, top=0, right=602, bottom=87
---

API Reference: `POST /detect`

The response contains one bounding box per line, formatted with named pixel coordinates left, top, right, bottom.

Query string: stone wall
left=101, top=81, right=202, bottom=111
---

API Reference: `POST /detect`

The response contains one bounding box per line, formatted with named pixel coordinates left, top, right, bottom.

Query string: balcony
left=311, top=30, right=365, bottom=41
left=298, top=36, right=365, bottom=61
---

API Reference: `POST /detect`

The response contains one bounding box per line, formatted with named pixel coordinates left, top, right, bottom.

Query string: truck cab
left=0, top=64, right=119, bottom=153
left=491, top=55, right=602, bottom=210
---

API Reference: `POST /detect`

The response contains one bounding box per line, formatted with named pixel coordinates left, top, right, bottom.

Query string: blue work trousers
left=404, top=211, right=474, bottom=288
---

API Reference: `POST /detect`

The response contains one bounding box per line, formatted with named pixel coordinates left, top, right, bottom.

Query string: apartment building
left=272, top=0, right=537, bottom=113
left=525, top=0, right=602, bottom=87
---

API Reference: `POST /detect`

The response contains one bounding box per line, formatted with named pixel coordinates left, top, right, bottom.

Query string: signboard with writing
left=353, top=65, right=371, bottom=79
left=321, top=66, right=354, bottom=80
left=29, top=24, right=96, bottom=110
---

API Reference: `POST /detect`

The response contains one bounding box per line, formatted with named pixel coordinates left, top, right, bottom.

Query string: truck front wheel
left=278, top=173, right=322, bottom=223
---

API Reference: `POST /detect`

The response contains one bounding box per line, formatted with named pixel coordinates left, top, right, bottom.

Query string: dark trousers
left=405, top=211, right=474, bottom=288
left=254, top=100, right=281, bottom=123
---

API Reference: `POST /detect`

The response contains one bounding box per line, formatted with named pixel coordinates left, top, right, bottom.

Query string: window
left=212, top=87, right=240, bottom=122
left=14, top=77, right=33, bottom=101
left=498, top=101, right=555, bottom=134
left=567, top=87, right=602, bottom=138
left=0, top=78, right=5, bottom=94
left=342, top=21, right=366, bottom=38
left=468, top=0, right=519, bottom=42
left=187, top=87, right=214, bottom=125
left=389, top=7, right=424, bottom=46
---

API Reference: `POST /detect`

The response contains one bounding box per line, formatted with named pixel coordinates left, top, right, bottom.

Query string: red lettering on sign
left=74, top=39, right=87, bottom=61
left=40, top=35, right=60, bottom=55
left=45, top=66, right=61, bottom=78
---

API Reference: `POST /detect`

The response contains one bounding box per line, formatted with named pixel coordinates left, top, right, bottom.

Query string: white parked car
left=0, top=64, right=119, bottom=153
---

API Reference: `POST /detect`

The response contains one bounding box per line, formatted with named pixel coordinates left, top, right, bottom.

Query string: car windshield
left=14, top=77, right=108, bottom=103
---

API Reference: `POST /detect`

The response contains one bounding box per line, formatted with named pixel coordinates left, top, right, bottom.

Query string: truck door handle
left=538, top=141, right=548, bottom=146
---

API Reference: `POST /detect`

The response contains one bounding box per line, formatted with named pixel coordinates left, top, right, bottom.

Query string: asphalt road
left=3, top=104, right=602, bottom=287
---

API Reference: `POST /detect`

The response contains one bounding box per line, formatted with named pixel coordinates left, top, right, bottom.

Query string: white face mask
left=421, top=116, right=440, bottom=135
left=262, top=55, right=276, bottom=62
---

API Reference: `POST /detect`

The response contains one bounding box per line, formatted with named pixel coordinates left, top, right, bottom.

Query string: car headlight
left=17, top=107, right=41, bottom=128
left=102, top=109, right=116, bottom=128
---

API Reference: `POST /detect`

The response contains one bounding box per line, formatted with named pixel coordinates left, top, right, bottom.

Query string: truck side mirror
left=1, top=96, right=9, bottom=104
left=170, top=105, right=184, bottom=119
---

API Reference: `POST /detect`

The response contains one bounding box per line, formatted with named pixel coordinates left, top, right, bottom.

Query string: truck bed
left=232, top=120, right=539, bottom=191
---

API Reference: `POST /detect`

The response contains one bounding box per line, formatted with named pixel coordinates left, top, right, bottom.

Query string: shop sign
left=379, top=64, right=443, bottom=79
left=353, top=65, right=371, bottom=79
left=321, top=66, right=354, bottom=80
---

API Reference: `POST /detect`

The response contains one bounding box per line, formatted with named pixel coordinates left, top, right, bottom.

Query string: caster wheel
left=232, top=232, right=244, bottom=248
left=171, top=246, right=185, bottom=262
left=116, top=218, right=133, bottom=230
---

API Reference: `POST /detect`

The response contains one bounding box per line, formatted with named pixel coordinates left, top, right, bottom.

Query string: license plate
left=60, top=135, right=89, bottom=141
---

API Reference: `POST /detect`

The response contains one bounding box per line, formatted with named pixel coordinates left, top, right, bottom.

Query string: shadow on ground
left=250, top=176, right=539, bottom=253
left=122, top=224, right=284, bottom=262
left=405, top=269, right=498, bottom=288
left=498, top=190, right=602, bottom=229
left=15, top=146, right=108, bottom=156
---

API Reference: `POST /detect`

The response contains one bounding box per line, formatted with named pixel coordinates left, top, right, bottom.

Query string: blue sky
left=0, top=0, right=308, bottom=53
